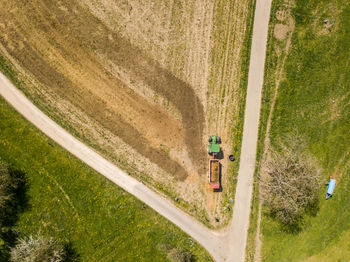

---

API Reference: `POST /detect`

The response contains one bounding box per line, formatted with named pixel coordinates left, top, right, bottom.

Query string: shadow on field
left=270, top=198, right=321, bottom=234
left=64, top=242, right=81, bottom=262
left=0, top=163, right=81, bottom=261
left=0, top=167, right=29, bottom=247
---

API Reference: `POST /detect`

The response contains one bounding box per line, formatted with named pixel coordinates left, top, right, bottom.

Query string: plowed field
left=0, top=0, right=253, bottom=226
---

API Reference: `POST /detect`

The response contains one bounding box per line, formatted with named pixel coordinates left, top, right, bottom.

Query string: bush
left=168, top=248, right=192, bottom=262
left=261, top=135, right=321, bottom=226
left=10, top=235, right=65, bottom=262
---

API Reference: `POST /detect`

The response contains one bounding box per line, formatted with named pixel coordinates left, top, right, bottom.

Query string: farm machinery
left=208, top=135, right=221, bottom=190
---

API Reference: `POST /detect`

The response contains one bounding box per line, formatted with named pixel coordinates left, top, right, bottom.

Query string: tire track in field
left=0, top=0, right=207, bottom=177
left=47, top=0, right=207, bottom=172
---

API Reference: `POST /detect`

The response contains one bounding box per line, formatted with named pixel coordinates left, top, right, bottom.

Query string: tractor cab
left=208, top=135, right=221, bottom=157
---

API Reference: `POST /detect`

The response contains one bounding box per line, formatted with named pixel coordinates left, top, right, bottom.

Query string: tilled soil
left=0, top=0, right=251, bottom=225
left=0, top=0, right=206, bottom=180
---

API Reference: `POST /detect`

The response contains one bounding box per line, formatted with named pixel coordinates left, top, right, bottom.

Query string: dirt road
left=0, top=0, right=271, bottom=260
left=226, top=0, right=272, bottom=261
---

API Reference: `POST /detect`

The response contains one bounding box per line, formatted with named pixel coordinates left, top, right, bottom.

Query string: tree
left=10, top=235, right=65, bottom=262
left=261, top=135, right=321, bottom=226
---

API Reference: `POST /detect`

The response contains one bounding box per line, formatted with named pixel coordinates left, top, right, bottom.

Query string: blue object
left=326, top=179, right=336, bottom=200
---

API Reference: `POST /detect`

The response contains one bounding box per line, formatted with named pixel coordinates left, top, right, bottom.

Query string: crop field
left=0, top=96, right=212, bottom=261
left=0, top=0, right=254, bottom=226
left=247, top=0, right=350, bottom=261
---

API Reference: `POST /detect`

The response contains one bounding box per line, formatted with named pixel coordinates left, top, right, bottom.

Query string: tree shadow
left=63, top=242, right=81, bottom=262
left=266, top=209, right=303, bottom=234
left=279, top=220, right=303, bottom=234
left=1, top=168, right=29, bottom=227
left=270, top=198, right=320, bottom=234
left=306, top=198, right=320, bottom=217
left=0, top=168, right=29, bottom=246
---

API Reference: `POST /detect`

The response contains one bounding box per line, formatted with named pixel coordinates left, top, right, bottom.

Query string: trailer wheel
left=208, top=136, right=212, bottom=143
left=217, top=136, right=221, bottom=144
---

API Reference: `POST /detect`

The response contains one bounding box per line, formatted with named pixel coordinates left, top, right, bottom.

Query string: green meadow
left=261, top=0, right=350, bottom=261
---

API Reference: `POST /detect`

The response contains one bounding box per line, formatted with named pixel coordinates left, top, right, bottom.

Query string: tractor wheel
left=217, top=136, right=221, bottom=144
left=208, top=146, right=212, bottom=154
left=208, top=136, right=212, bottom=143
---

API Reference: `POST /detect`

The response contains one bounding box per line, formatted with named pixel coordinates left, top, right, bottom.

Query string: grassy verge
left=206, top=0, right=256, bottom=228
left=245, top=0, right=285, bottom=260
left=259, top=0, right=350, bottom=261
left=0, top=96, right=212, bottom=261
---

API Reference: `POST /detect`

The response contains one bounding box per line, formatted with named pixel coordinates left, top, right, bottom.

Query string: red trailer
left=209, top=159, right=220, bottom=189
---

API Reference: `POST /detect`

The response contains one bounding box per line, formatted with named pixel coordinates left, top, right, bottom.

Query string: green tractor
left=208, top=135, right=221, bottom=157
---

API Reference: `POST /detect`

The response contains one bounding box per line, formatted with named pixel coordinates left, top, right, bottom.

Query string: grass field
left=0, top=0, right=254, bottom=226
left=257, top=0, right=350, bottom=261
left=245, top=0, right=295, bottom=260
left=0, top=96, right=212, bottom=261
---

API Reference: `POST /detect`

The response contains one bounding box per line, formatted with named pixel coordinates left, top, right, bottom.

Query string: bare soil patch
left=274, top=24, right=289, bottom=40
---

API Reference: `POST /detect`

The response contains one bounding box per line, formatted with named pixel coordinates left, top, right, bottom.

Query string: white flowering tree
left=10, top=235, right=65, bottom=262
left=261, top=135, right=321, bottom=226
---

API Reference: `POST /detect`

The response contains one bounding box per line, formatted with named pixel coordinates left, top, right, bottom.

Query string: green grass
left=0, top=96, right=212, bottom=261
left=261, top=0, right=350, bottom=261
